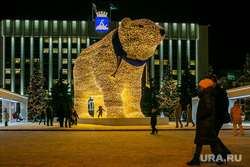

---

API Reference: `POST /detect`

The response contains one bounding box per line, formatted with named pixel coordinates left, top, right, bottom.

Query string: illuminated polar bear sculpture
left=73, top=18, right=165, bottom=118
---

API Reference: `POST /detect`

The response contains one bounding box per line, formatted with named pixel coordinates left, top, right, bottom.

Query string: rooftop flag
left=93, top=3, right=97, bottom=12
left=110, top=3, right=119, bottom=10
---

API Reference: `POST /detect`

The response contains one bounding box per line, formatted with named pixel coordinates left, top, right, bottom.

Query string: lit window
left=62, top=79, right=68, bottom=84
left=44, top=48, right=49, bottom=53
left=190, top=60, right=195, bottom=66
left=62, top=69, right=67, bottom=74
left=81, top=38, right=86, bottom=44
left=62, top=59, right=67, bottom=64
left=44, top=38, right=49, bottom=43
left=15, top=69, right=20, bottom=74
left=154, top=49, right=159, bottom=55
left=72, top=38, right=77, bottom=43
left=72, top=59, right=76, bottom=64
left=26, top=59, right=30, bottom=63
left=172, top=70, right=177, bottom=75
left=53, top=48, right=58, bottom=53
left=5, top=69, right=11, bottom=74
left=81, top=48, right=85, bottom=52
left=164, top=60, right=168, bottom=65
left=5, top=79, right=11, bottom=84
left=154, top=59, right=159, bottom=65
left=34, top=58, right=39, bottom=62
left=53, top=79, right=58, bottom=84
left=53, top=38, right=58, bottom=43
left=15, top=58, right=20, bottom=64
left=72, top=48, right=77, bottom=54
left=190, top=70, right=195, bottom=75
left=62, top=38, right=68, bottom=43
left=62, top=48, right=68, bottom=54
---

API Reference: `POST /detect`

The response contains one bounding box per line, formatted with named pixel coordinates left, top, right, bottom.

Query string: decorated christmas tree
left=159, top=65, right=179, bottom=118
left=237, top=53, right=250, bottom=86
left=26, top=61, right=46, bottom=120
left=204, top=64, right=216, bottom=79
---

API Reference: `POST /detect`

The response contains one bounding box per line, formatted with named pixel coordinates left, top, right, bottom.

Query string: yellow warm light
left=73, top=18, right=165, bottom=118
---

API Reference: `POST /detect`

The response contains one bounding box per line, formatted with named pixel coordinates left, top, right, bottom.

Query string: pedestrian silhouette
left=96, top=106, right=105, bottom=118
left=46, top=105, right=53, bottom=126
left=174, top=102, right=183, bottom=128
left=185, top=104, right=195, bottom=127
left=39, top=108, right=46, bottom=125
left=230, top=100, right=244, bottom=136
left=187, top=79, right=224, bottom=166
left=150, top=108, right=158, bottom=134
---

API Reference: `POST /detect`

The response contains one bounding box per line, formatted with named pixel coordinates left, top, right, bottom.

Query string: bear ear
left=120, top=18, right=132, bottom=28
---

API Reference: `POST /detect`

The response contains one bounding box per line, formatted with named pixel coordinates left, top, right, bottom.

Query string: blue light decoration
left=95, top=11, right=109, bottom=32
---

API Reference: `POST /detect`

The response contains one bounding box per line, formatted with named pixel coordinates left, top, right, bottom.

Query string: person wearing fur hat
left=187, top=79, right=224, bottom=166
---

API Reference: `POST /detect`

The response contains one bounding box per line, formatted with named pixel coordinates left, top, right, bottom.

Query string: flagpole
left=109, top=2, right=111, bottom=21
left=92, top=2, right=94, bottom=21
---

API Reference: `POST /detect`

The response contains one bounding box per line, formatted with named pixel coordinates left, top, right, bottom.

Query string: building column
left=11, top=36, right=15, bottom=92
left=159, top=41, right=164, bottom=88
left=177, top=39, right=181, bottom=86
left=1, top=35, right=6, bottom=89
left=39, top=36, right=43, bottom=76
left=77, top=36, right=81, bottom=56
left=67, top=37, right=72, bottom=92
left=49, top=36, right=53, bottom=92
left=30, top=36, right=34, bottom=77
left=169, top=39, right=172, bottom=71
left=58, top=36, right=62, bottom=75
left=187, top=39, right=190, bottom=69
left=150, top=55, right=155, bottom=81
left=20, top=36, right=25, bottom=95
left=86, top=36, right=90, bottom=47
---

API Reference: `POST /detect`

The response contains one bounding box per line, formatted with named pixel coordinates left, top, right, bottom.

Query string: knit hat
left=199, top=79, right=213, bottom=89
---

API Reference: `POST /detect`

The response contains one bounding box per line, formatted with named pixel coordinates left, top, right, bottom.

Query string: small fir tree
left=178, top=61, right=198, bottom=111
left=159, top=65, right=179, bottom=118
left=204, top=64, right=216, bottom=79
left=26, top=61, right=46, bottom=120
left=49, top=70, right=73, bottom=127
left=237, top=53, right=250, bottom=86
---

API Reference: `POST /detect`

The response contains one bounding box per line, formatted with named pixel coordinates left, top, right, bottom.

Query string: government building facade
left=0, top=19, right=208, bottom=95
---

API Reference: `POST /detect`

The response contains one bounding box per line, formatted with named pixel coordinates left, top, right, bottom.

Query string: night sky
left=1, top=0, right=249, bottom=74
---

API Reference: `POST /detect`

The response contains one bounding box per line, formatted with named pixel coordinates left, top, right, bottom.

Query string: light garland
left=73, top=18, right=165, bottom=118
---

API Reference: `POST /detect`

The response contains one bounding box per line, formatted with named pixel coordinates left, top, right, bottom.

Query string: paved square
left=0, top=128, right=249, bottom=166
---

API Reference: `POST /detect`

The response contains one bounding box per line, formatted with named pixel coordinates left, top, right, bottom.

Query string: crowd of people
left=37, top=105, right=79, bottom=128
left=151, top=76, right=245, bottom=165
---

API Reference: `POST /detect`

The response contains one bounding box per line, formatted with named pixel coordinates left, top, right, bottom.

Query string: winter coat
left=151, top=111, right=157, bottom=125
left=46, top=107, right=53, bottom=118
left=174, top=103, right=181, bottom=119
left=214, top=84, right=229, bottom=124
left=230, top=104, right=243, bottom=125
left=194, top=86, right=217, bottom=145
left=4, top=110, right=9, bottom=122
left=186, top=106, right=193, bottom=123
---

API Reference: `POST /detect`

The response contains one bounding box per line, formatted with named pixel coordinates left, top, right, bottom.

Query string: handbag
left=223, top=112, right=231, bottom=123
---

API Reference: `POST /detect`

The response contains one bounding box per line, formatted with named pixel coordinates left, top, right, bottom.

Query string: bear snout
left=160, top=29, right=165, bottom=37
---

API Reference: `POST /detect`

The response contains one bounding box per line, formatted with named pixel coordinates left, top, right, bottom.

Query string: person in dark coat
left=187, top=79, right=223, bottom=166
left=210, top=76, right=231, bottom=155
left=65, top=104, right=72, bottom=128
left=72, top=108, right=79, bottom=125
left=39, top=108, right=46, bottom=125
left=150, top=108, right=158, bottom=134
left=46, top=105, right=53, bottom=126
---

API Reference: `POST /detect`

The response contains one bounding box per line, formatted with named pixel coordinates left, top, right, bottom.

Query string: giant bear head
left=118, top=18, right=165, bottom=61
